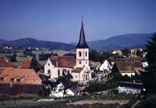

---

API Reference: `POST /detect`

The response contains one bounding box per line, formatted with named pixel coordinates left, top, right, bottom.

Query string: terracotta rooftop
left=0, top=58, right=16, bottom=68
left=115, top=58, right=143, bottom=73
left=50, top=55, right=76, bottom=68
left=20, top=59, right=32, bottom=69
left=0, top=68, right=42, bottom=85
left=115, top=61, right=134, bottom=73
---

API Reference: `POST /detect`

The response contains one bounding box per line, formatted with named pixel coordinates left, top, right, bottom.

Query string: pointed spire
left=76, top=19, right=89, bottom=48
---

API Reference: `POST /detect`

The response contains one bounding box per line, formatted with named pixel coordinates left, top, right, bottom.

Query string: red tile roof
left=50, top=55, right=76, bottom=68
left=0, top=58, right=16, bottom=68
left=20, top=59, right=32, bottom=69
left=114, top=58, right=143, bottom=73
left=0, top=68, right=42, bottom=85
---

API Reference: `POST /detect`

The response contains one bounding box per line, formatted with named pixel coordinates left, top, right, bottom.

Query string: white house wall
left=121, top=72, right=135, bottom=77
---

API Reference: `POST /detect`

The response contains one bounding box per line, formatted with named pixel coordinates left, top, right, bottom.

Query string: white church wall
left=76, top=48, right=89, bottom=67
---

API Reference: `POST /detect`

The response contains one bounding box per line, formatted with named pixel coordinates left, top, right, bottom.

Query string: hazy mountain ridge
left=0, top=38, right=74, bottom=50
left=88, top=33, right=153, bottom=51
left=0, top=33, right=153, bottom=51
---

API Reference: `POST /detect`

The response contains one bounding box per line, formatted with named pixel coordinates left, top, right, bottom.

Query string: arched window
left=79, top=51, right=81, bottom=57
left=48, top=69, right=51, bottom=74
left=17, top=79, right=21, bottom=82
left=85, top=51, right=87, bottom=56
left=58, top=69, right=60, bottom=76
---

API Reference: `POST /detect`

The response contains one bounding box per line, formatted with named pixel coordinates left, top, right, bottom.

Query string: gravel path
left=67, top=100, right=129, bottom=105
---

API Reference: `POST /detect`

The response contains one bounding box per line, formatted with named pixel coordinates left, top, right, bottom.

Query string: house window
left=48, top=69, right=51, bottom=74
left=0, top=77, right=4, bottom=81
left=83, top=75, right=85, bottom=80
left=86, top=75, right=88, bottom=80
left=85, top=52, right=87, bottom=56
left=10, top=78, right=15, bottom=82
left=75, top=75, right=77, bottom=78
left=63, top=69, right=67, bottom=75
left=58, top=69, right=60, bottom=76
left=79, top=51, right=81, bottom=57
left=17, top=79, right=21, bottom=82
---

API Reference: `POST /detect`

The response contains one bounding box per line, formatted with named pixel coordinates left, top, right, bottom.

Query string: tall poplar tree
left=144, top=33, right=156, bottom=94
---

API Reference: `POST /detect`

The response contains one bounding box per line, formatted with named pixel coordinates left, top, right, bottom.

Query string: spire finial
left=76, top=17, right=89, bottom=48
left=81, top=16, right=84, bottom=26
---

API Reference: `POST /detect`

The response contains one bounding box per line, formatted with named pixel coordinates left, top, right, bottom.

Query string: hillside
left=0, top=38, right=74, bottom=50
left=88, top=33, right=153, bottom=51
left=0, top=33, right=153, bottom=51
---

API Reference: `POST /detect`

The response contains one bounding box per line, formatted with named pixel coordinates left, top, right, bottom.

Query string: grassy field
left=0, top=93, right=136, bottom=108
left=0, top=100, right=122, bottom=108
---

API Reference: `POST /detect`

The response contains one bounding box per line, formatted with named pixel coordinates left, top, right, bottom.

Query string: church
left=44, top=21, right=92, bottom=83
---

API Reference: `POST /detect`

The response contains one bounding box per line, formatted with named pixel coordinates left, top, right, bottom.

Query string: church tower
left=76, top=21, right=89, bottom=68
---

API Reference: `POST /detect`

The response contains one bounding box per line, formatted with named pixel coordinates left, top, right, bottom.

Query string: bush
left=85, top=80, right=118, bottom=93
left=135, top=95, right=156, bottom=108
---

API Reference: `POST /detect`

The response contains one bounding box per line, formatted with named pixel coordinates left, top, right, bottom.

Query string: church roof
left=50, top=55, right=76, bottom=68
left=76, top=21, right=89, bottom=48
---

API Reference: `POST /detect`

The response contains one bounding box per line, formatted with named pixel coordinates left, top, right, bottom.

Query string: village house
left=112, top=57, right=144, bottom=77
left=44, top=21, right=92, bottom=83
left=94, top=60, right=113, bottom=81
left=117, top=82, right=144, bottom=94
left=0, top=67, right=42, bottom=96
left=112, top=50, right=123, bottom=56
left=0, top=57, right=16, bottom=68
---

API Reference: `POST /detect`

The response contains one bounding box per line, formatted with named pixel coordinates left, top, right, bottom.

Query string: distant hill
left=88, top=33, right=153, bottom=51
left=0, top=38, right=74, bottom=50
left=0, top=33, right=154, bottom=51
left=0, top=39, right=6, bottom=44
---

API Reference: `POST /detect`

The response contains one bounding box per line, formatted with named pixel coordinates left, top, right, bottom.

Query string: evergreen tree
left=31, top=56, right=43, bottom=72
left=89, top=49, right=110, bottom=62
left=144, top=33, right=156, bottom=94
left=111, top=63, right=122, bottom=81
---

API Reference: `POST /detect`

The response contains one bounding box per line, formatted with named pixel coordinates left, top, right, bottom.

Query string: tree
left=57, top=71, right=73, bottom=91
left=31, top=56, right=43, bottom=72
left=111, top=63, right=122, bottom=81
left=122, top=48, right=130, bottom=57
left=10, top=53, right=17, bottom=62
left=89, top=49, right=111, bottom=62
left=143, top=33, right=156, bottom=94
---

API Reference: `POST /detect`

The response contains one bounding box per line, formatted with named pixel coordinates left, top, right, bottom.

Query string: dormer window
left=17, top=79, right=21, bottom=82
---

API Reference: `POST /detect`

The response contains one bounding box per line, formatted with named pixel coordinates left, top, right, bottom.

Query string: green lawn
left=0, top=93, right=136, bottom=108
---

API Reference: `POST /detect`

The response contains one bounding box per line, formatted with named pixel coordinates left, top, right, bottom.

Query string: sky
left=0, top=0, right=156, bottom=43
